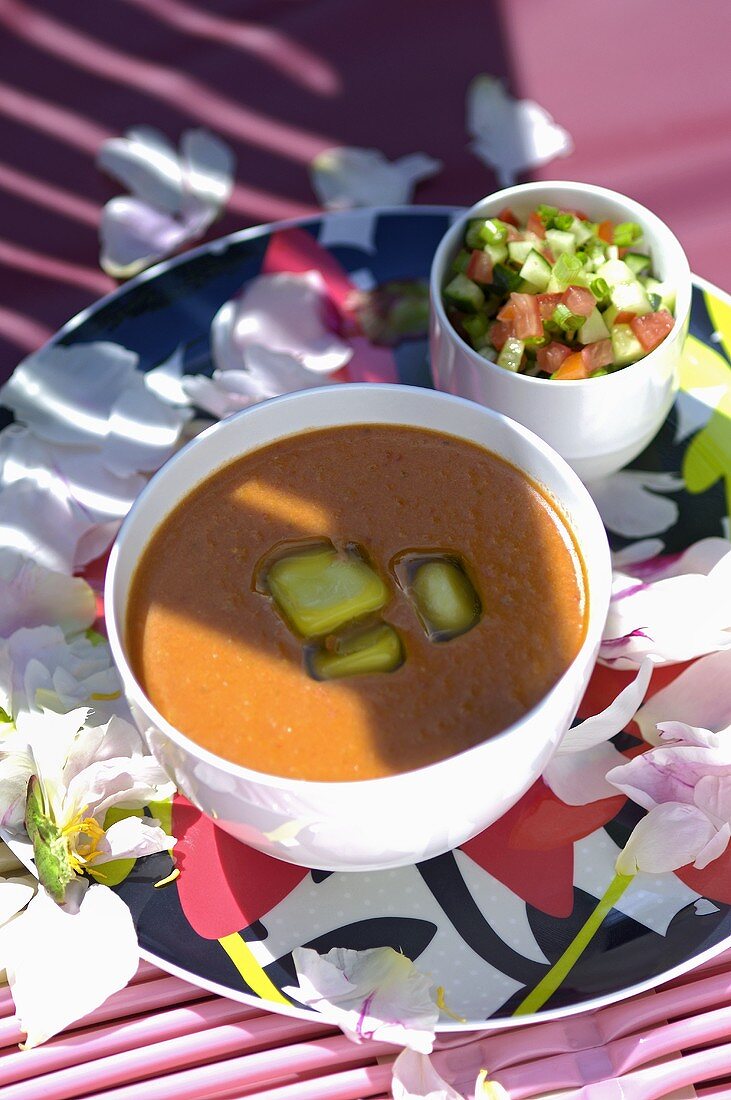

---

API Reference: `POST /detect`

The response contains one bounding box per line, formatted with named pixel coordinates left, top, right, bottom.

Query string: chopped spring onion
left=482, top=218, right=509, bottom=245
left=590, top=277, right=610, bottom=301
left=552, top=304, right=584, bottom=332
left=613, top=221, right=643, bottom=248
left=553, top=212, right=573, bottom=231
left=552, top=253, right=584, bottom=286
left=536, top=203, right=559, bottom=226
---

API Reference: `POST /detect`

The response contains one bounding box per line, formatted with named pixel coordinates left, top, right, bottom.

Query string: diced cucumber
left=545, top=228, right=576, bottom=256
left=443, top=273, right=485, bottom=313
left=578, top=307, right=610, bottom=345
left=610, top=280, right=652, bottom=316
left=410, top=559, right=481, bottom=642
left=484, top=242, right=509, bottom=265
left=611, top=324, right=646, bottom=367
left=601, top=303, right=622, bottom=328
left=518, top=279, right=542, bottom=295
left=595, top=259, right=638, bottom=287
left=643, top=277, right=676, bottom=312
left=477, top=346, right=497, bottom=362
left=507, top=240, right=535, bottom=265
left=497, top=336, right=524, bottom=372
left=519, top=248, right=552, bottom=291
left=624, top=252, right=651, bottom=276
left=309, top=621, right=404, bottom=681
left=462, top=312, right=490, bottom=345
left=267, top=543, right=389, bottom=638
left=451, top=249, right=471, bottom=275
left=569, top=217, right=594, bottom=245
left=492, top=264, right=523, bottom=293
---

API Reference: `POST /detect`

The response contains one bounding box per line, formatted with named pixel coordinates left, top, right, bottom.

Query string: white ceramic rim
left=429, top=180, right=692, bottom=389
left=23, top=205, right=730, bottom=1032
left=105, top=382, right=607, bottom=800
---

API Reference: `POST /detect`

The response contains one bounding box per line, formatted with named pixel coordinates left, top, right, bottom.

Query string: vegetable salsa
left=443, top=205, right=676, bottom=380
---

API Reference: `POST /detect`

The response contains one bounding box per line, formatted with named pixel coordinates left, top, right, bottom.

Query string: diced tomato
left=613, top=310, right=635, bottom=325
left=618, top=247, right=628, bottom=258
left=505, top=223, right=521, bottom=242
left=537, top=341, right=572, bottom=374
left=582, top=339, right=613, bottom=372
left=527, top=211, right=545, bottom=239
left=543, top=247, right=555, bottom=265
left=597, top=220, right=614, bottom=243
left=510, top=293, right=543, bottom=340
left=630, top=310, right=675, bottom=351
left=561, top=285, right=596, bottom=318
left=560, top=207, right=589, bottom=220
left=466, top=249, right=493, bottom=285
left=489, top=320, right=513, bottom=351
left=536, top=292, right=563, bottom=321
left=497, top=299, right=516, bottom=322
left=552, top=351, right=590, bottom=380
left=498, top=207, right=519, bottom=227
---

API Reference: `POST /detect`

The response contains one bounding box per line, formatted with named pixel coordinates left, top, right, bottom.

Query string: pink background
left=0, top=0, right=729, bottom=377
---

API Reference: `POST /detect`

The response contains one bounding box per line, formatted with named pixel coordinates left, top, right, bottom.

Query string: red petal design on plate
left=261, top=228, right=399, bottom=383
left=261, top=227, right=354, bottom=313
left=677, top=847, right=731, bottom=905
left=172, top=797, right=308, bottom=940
left=461, top=779, right=625, bottom=918
left=577, top=661, right=694, bottom=722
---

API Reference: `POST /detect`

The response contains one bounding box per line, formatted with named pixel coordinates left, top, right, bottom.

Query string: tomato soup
left=126, top=425, right=587, bottom=781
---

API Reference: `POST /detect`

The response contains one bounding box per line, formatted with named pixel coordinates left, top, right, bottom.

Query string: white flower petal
left=211, top=272, right=352, bottom=376
left=556, top=659, right=652, bottom=755
left=65, top=755, right=175, bottom=821
left=587, top=471, right=683, bottom=539
left=310, top=147, right=440, bottom=210
left=283, top=946, right=438, bottom=1053
left=466, top=75, right=572, bottom=186
left=0, top=550, right=95, bottom=636
left=391, top=1049, right=463, bottom=1100
left=544, top=742, right=628, bottom=805
left=0, top=882, right=138, bottom=1047
left=635, top=651, right=731, bottom=746
left=100, top=196, right=189, bottom=278
left=0, top=756, right=33, bottom=831
left=104, top=371, right=184, bottom=477
left=145, top=347, right=193, bottom=408
left=611, top=539, right=665, bottom=568
left=184, top=350, right=333, bottom=419
left=0, top=342, right=138, bottom=447
left=616, top=803, right=718, bottom=875
left=94, top=815, right=175, bottom=864
left=0, top=877, right=35, bottom=926
left=0, top=480, right=93, bottom=575
left=98, top=128, right=185, bottom=214
left=180, top=128, right=235, bottom=212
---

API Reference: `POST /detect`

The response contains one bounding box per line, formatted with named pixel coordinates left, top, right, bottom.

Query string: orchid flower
left=0, top=707, right=175, bottom=898
left=606, top=648, right=731, bottom=875
left=283, top=946, right=440, bottom=1053
left=466, top=75, right=572, bottom=186
left=542, top=659, right=653, bottom=806
left=391, top=1052, right=509, bottom=1100
left=587, top=470, right=683, bottom=539
left=0, top=550, right=96, bottom=637
left=600, top=537, right=731, bottom=668
left=0, top=625, right=122, bottom=726
left=310, top=146, right=441, bottom=209
left=183, top=271, right=353, bottom=417
left=98, top=126, right=235, bottom=278
left=0, top=879, right=139, bottom=1047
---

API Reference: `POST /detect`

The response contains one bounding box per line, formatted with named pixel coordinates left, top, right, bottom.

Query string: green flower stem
left=513, top=872, right=634, bottom=1017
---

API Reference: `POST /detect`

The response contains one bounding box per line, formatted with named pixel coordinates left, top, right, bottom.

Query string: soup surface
left=127, top=425, right=587, bottom=781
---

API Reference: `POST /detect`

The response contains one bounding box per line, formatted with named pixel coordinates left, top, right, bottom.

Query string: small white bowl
left=429, top=182, right=692, bottom=481
left=105, top=384, right=611, bottom=871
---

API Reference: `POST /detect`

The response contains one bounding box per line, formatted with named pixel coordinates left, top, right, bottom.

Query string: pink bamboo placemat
left=2, top=948, right=730, bottom=1099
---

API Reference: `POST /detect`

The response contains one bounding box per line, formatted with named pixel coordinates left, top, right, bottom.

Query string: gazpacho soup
left=127, top=425, right=587, bottom=782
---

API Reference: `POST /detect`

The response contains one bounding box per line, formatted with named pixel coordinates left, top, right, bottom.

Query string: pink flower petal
left=100, top=196, right=190, bottom=278
left=391, top=1049, right=463, bottom=1100
left=0, top=550, right=96, bottom=635
left=557, top=659, right=652, bottom=755
left=543, top=742, right=628, bottom=805
left=635, top=651, right=731, bottom=744
left=616, top=802, right=718, bottom=875
left=211, top=272, right=352, bottom=376
left=98, top=127, right=185, bottom=214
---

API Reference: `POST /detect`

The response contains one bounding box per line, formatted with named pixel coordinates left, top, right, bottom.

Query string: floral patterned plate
left=33, top=208, right=731, bottom=1030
